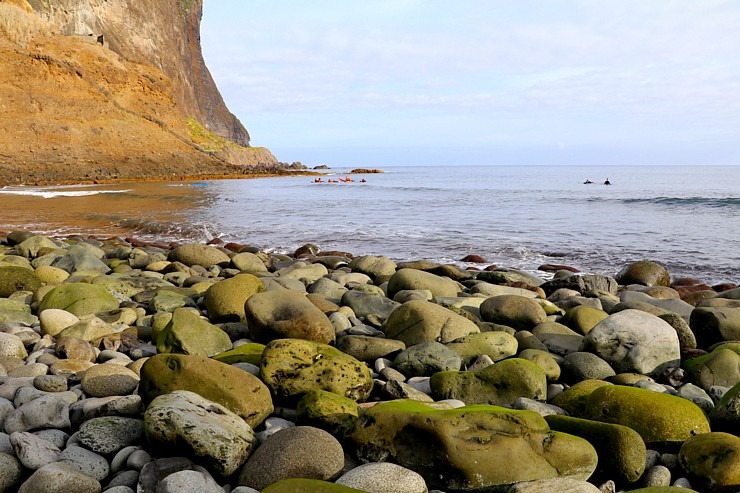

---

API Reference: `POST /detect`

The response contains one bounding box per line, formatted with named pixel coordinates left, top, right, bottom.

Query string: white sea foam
left=0, top=188, right=130, bottom=199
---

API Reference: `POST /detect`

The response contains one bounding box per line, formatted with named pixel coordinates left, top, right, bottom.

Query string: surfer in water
left=583, top=179, right=593, bottom=184
left=604, top=178, right=611, bottom=185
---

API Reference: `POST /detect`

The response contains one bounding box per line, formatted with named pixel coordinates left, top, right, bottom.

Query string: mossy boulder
left=350, top=400, right=598, bottom=491
left=213, top=342, right=266, bottom=366
left=139, top=353, right=273, bottom=428
left=260, top=338, right=373, bottom=402
left=430, top=358, right=547, bottom=406
left=551, top=380, right=613, bottom=418
left=393, top=341, right=463, bottom=377
left=387, top=268, right=460, bottom=299
left=204, top=273, right=264, bottom=322
left=710, top=381, right=740, bottom=432
left=678, top=432, right=740, bottom=491
left=0, top=265, right=42, bottom=297
left=480, top=295, right=549, bottom=330
left=445, top=331, right=518, bottom=365
left=517, top=349, right=562, bottom=382
left=383, top=299, right=479, bottom=346
left=168, top=243, right=230, bottom=268
left=616, top=260, right=671, bottom=287
left=561, top=305, right=609, bottom=335
left=91, top=273, right=174, bottom=298
left=623, top=488, right=700, bottom=493
left=262, top=479, right=366, bottom=493
left=154, top=307, right=232, bottom=357
left=585, top=385, right=711, bottom=446
left=296, top=390, right=359, bottom=436
left=683, top=347, right=740, bottom=392
left=38, top=282, right=119, bottom=317
left=245, top=290, right=335, bottom=344
left=689, top=306, right=740, bottom=347
left=545, top=415, right=646, bottom=484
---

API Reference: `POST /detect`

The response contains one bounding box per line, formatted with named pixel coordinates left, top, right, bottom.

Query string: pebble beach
left=0, top=231, right=738, bottom=493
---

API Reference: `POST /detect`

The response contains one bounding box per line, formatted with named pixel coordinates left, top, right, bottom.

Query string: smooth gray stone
left=18, top=461, right=102, bottom=493
left=155, top=469, right=224, bottom=493
left=4, top=394, right=71, bottom=434
left=60, top=445, right=110, bottom=481
left=336, top=462, right=428, bottom=493
left=78, top=416, right=144, bottom=454
left=10, top=431, right=61, bottom=470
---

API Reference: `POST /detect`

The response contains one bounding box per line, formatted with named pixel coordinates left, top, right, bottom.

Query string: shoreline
left=0, top=231, right=737, bottom=491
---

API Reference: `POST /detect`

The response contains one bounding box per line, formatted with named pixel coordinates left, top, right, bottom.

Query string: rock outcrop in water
left=0, top=0, right=278, bottom=185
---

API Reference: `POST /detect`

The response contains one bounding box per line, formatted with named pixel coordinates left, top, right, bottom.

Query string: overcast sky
left=201, top=1, right=740, bottom=167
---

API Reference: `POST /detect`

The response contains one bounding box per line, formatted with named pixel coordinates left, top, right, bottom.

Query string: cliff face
left=0, top=0, right=276, bottom=185
left=27, top=0, right=249, bottom=146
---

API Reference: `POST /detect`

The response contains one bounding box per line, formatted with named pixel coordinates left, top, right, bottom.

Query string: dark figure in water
left=604, top=178, right=611, bottom=185
left=584, top=179, right=593, bottom=184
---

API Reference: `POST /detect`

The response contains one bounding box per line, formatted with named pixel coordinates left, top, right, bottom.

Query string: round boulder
left=0, top=265, right=41, bottom=297
left=383, top=300, right=479, bottom=346
left=168, top=244, right=230, bottom=268
left=387, top=268, right=460, bottom=300
left=480, top=295, right=548, bottom=330
left=245, top=290, right=335, bottom=344
left=679, top=432, right=740, bottom=491
left=204, top=273, right=264, bottom=323
left=336, top=462, right=427, bottom=493
left=616, top=260, right=671, bottom=287
left=38, top=283, right=119, bottom=317
left=238, top=426, right=344, bottom=491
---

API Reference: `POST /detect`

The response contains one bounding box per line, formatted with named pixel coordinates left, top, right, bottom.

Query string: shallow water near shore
left=1, top=165, right=738, bottom=284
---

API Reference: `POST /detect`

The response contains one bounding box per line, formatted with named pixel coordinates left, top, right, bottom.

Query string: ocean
left=1, top=165, right=738, bottom=285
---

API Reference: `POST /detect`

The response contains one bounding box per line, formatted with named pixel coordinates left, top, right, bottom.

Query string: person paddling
left=604, top=178, right=611, bottom=185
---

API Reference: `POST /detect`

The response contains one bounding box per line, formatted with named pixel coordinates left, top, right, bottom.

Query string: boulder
left=561, top=305, right=609, bottom=335
left=480, top=295, right=548, bottom=330
left=710, top=381, right=740, bottom=432
left=679, top=432, right=740, bottom=492
left=540, top=274, right=618, bottom=296
left=551, top=380, right=613, bottom=418
left=80, top=364, right=140, bottom=398
left=296, top=390, right=359, bottom=436
left=17, top=461, right=102, bottom=493
left=56, top=317, right=118, bottom=342
left=383, top=300, right=479, bottom=346
left=144, top=390, right=258, bottom=477
left=430, top=358, right=547, bottom=406
left=517, top=349, right=561, bottom=382
left=585, top=385, right=711, bottom=446
left=139, top=353, right=273, bottom=428
left=0, top=451, right=22, bottom=492
left=0, top=265, right=41, bottom=297
left=335, top=335, right=406, bottom=362
left=507, top=478, right=601, bottom=493
left=245, top=290, right=335, bottom=344
left=335, top=462, right=427, bottom=493
left=561, top=352, right=616, bottom=383
left=212, top=342, right=266, bottom=366
left=531, top=322, right=584, bottom=356
left=683, top=347, right=740, bottom=392
left=341, top=289, right=400, bottom=323
left=262, top=479, right=364, bottom=493
left=77, top=417, right=144, bottom=455
left=52, top=248, right=110, bottom=275
left=91, top=273, right=175, bottom=298
left=16, top=234, right=59, bottom=258
left=260, top=339, right=373, bottom=402
left=0, top=333, right=27, bottom=360
left=348, top=255, right=397, bottom=280
left=585, top=309, right=680, bottom=376
left=238, top=426, right=344, bottom=491
left=445, top=331, right=518, bottom=364
left=168, top=244, right=230, bottom=268
left=393, top=341, right=463, bottom=377
left=387, top=268, right=460, bottom=299
left=689, top=306, right=740, bottom=347
left=616, top=260, right=671, bottom=287
left=350, top=400, right=598, bottom=491
left=38, top=283, right=119, bottom=317
left=275, top=261, right=328, bottom=285
left=154, top=307, right=232, bottom=357
left=231, top=251, right=268, bottom=273
left=545, top=415, right=646, bottom=484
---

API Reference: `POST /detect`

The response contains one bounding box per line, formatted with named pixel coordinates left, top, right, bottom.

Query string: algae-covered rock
left=154, top=307, right=232, bottom=357
left=260, top=338, right=373, bottom=402
left=387, top=268, right=460, bottom=299
left=213, top=342, right=266, bottom=366
left=383, top=299, right=479, bottom=346
left=683, top=347, right=740, bottom=392
left=616, top=260, right=671, bottom=287
left=561, top=305, right=609, bottom=335
left=0, top=265, right=41, bottom=297
left=296, top=390, right=359, bottom=436
left=551, top=380, right=613, bottom=418
left=261, top=478, right=366, bottom=493
left=710, top=381, right=740, bottom=432
left=91, top=273, right=174, bottom=298
left=393, top=341, right=463, bottom=377
left=430, top=358, right=547, bottom=406
left=245, top=290, right=335, bottom=344
left=517, top=349, right=561, bottom=382
left=585, top=385, right=711, bottom=446
left=38, top=282, right=119, bottom=317
left=168, top=243, right=230, bottom=268
left=350, top=400, right=598, bottom=491
left=678, top=432, right=740, bottom=492
left=445, top=331, right=518, bottom=365
left=139, top=353, right=273, bottom=428
left=144, top=390, right=258, bottom=477
left=545, top=415, right=646, bottom=484
left=204, top=273, right=264, bottom=322
left=689, top=306, right=740, bottom=347
left=480, top=295, right=548, bottom=330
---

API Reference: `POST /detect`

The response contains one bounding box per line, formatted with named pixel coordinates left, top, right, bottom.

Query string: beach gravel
left=0, top=231, right=737, bottom=492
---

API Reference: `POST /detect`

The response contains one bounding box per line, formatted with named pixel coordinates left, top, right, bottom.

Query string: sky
left=201, top=1, right=740, bottom=167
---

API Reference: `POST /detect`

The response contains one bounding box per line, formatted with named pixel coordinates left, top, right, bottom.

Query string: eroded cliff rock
left=0, top=0, right=277, bottom=185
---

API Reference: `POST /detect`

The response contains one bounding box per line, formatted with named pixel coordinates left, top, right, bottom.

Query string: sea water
left=1, top=165, right=738, bottom=284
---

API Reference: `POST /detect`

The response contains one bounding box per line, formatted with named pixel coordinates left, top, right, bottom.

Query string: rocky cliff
left=0, top=0, right=277, bottom=185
